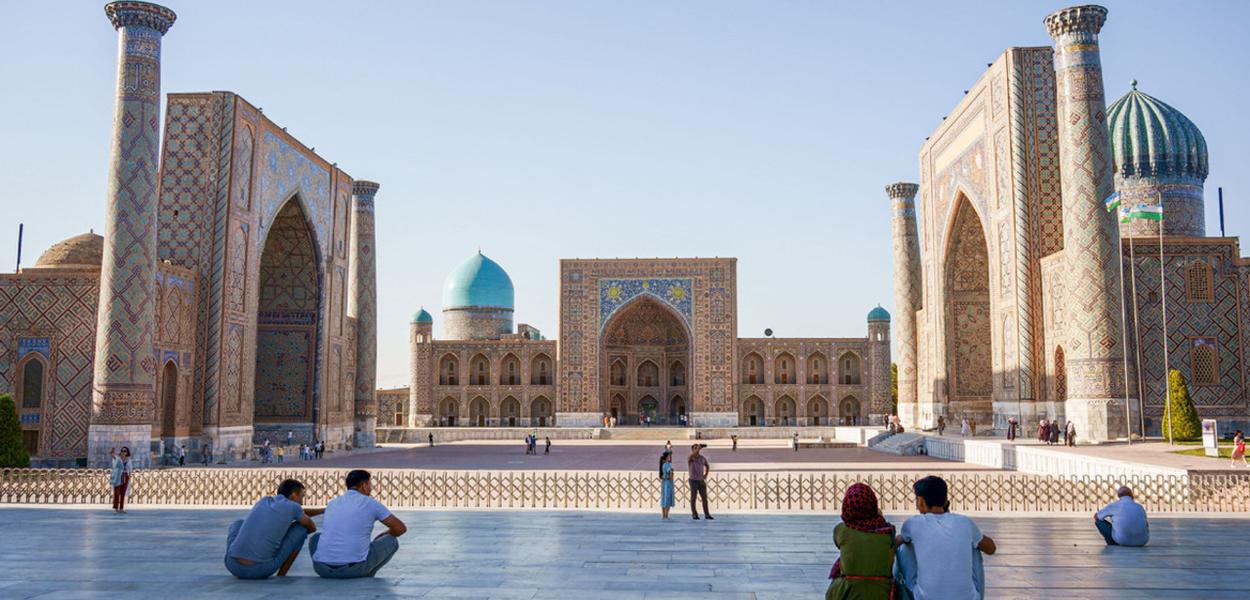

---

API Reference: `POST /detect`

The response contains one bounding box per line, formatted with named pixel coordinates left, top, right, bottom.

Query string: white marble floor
left=0, top=508, right=1243, bottom=599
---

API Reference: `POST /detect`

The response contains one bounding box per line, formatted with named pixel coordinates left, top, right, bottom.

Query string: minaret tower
left=1045, top=4, right=1132, bottom=442
left=887, top=182, right=922, bottom=428
left=410, top=308, right=434, bottom=427
left=349, top=180, right=380, bottom=448
left=88, top=1, right=176, bottom=467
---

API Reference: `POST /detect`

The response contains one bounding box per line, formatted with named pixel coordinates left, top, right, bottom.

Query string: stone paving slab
left=0, top=507, right=1244, bottom=599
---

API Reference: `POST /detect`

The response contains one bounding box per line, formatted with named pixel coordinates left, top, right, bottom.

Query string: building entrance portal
left=600, top=296, right=690, bottom=425
left=944, top=196, right=992, bottom=421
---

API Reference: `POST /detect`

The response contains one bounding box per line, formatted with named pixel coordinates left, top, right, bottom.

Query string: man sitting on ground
left=311, top=469, right=407, bottom=578
left=895, top=475, right=996, bottom=600
left=225, top=478, right=322, bottom=579
left=1095, top=486, right=1149, bottom=547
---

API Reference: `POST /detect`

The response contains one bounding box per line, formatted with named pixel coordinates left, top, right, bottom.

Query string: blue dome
left=867, top=306, right=891, bottom=322
left=442, top=252, right=515, bottom=310
left=412, top=307, right=433, bottom=323
left=1107, top=82, right=1208, bottom=180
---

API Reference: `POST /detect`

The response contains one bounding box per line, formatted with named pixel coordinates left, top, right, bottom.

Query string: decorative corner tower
left=1045, top=4, right=1132, bottom=442
left=867, top=306, right=892, bottom=424
left=886, top=182, right=922, bottom=428
left=349, top=180, right=380, bottom=448
left=410, top=308, right=434, bottom=427
left=88, top=1, right=176, bottom=467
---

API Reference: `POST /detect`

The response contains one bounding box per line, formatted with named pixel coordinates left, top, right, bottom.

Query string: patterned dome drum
left=442, top=251, right=515, bottom=310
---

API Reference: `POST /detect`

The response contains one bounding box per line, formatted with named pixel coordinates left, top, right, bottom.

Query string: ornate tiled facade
left=401, top=257, right=889, bottom=428
left=896, top=4, right=1250, bottom=440
left=1, top=3, right=373, bottom=465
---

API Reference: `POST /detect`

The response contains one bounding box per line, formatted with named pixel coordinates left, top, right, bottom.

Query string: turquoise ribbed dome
left=412, top=307, right=433, bottom=323
left=867, top=306, right=891, bottom=322
left=1107, top=82, right=1208, bottom=180
left=442, top=252, right=515, bottom=310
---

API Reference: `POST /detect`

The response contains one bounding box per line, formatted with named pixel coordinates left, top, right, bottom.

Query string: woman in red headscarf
left=827, top=482, right=897, bottom=600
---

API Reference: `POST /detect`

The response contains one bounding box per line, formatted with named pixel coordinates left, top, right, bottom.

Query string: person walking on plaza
left=960, top=418, right=970, bottom=437
left=688, top=444, right=713, bottom=520
left=1049, top=421, right=1060, bottom=445
left=894, top=475, right=996, bottom=600
left=224, top=479, right=323, bottom=579
left=178, top=445, right=186, bottom=466
left=109, top=447, right=133, bottom=514
left=793, top=432, right=800, bottom=452
left=659, top=451, right=675, bottom=520
left=969, top=419, right=977, bottom=437
left=428, top=433, right=434, bottom=448
left=1232, top=431, right=1247, bottom=468
left=665, top=440, right=672, bottom=454
left=201, top=443, right=211, bottom=466
left=311, top=470, right=407, bottom=578
left=826, top=482, right=896, bottom=600
left=544, top=436, right=551, bottom=455
left=1006, top=418, right=1017, bottom=441
left=1065, top=421, right=1077, bottom=447
left=286, top=430, right=293, bottom=447
left=1037, top=419, right=1048, bottom=443
left=1094, top=486, right=1149, bottom=547
left=276, top=445, right=285, bottom=464
left=731, top=434, right=738, bottom=452
left=937, top=415, right=946, bottom=436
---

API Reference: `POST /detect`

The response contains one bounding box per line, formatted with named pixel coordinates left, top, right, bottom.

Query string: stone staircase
left=867, top=432, right=927, bottom=456
left=598, top=427, right=693, bottom=441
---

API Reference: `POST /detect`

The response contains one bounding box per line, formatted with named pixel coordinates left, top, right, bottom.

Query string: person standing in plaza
left=109, top=447, right=133, bottom=514
left=969, top=419, right=977, bottom=436
left=894, top=475, right=995, bottom=599
left=937, top=415, right=946, bottom=436
left=178, top=445, right=186, bottom=466
left=687, top=444, right=713, bottom=520
left=793, top=432, right=800, bottom=452
left=544, top=436, right=551, bottom=455
left=826, top=482, right=896, bottom=599
left=731, top=434, right=738, bottom=452
left=276, top=445, right=285, bottom=464
left=1049, top=421, right=1060, bottom=445
left=1094, top=486, right=1149, bottom=547
left=286, top=430, right=293, bottom=447
left=665, top=440, right=672, bottom=454
left=658, top=451, right=675, bottom=520
left=224, top=479, right=322, bottom=579
left=1231, top=431, right=1247, bottom=468
left=428, top=433, right=434, bottom=448
left=1006, top=418, right=1017, bottom=441
left=1065, top=421, right=1077, bottom=447
left=960, top=418, right=969, bottom=437
left=311, top=470, right=407, bottom=578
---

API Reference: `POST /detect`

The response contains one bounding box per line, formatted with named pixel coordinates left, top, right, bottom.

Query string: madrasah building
left=889, top=4, right=1248, bottom=442
left=388, top=254, right=892, bottom=430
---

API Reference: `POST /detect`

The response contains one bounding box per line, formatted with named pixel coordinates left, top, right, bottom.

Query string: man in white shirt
left=1095, top=486, right=1149, bottom=546
left=310, top=469, right=407, bottom=578
left=894, top=476, right=996, bottom=600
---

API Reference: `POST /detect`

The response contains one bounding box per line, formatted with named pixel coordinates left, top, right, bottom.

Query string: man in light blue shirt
left=225, top=479, right=322, bottom=579
left=1095, top=486, right=1149, bottom=546
left=895, top=475, right=997, bottom=600
left=310, top=469, right=407, bottom=578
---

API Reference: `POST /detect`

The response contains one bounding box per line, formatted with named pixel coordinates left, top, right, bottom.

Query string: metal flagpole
left=1128, top=234, right=1147, bottom=439
left=1111, top=199, right=1132, bottom=444
left=1157, top=194, right=1173, bottom=446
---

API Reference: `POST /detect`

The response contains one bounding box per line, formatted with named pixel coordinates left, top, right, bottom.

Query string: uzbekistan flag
left=1118, top=204, right=1133, bottom=223
left=1129, top=204, right=1164, bottom=221
left=1104, top=191, right=1121, bottom=212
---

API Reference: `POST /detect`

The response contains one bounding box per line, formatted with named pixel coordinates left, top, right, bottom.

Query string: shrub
left=1165, top=369, right=1202, bottom=442
left=0, top=394, right=30, bottom=468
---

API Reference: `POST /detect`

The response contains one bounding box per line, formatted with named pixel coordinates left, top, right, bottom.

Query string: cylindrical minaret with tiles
left=867, top=307, right=892, bottom=424
left=410, top=308, right=434, bottom=427
left=1045, top=4, right=1132, bottom=442
left=349, top=180, right=380, bottom=448
left=88, top=1, right=176, bottom=467
left=887, top=182, right=922, bottom=429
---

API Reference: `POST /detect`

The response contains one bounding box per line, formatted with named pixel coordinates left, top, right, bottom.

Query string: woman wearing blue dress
left=659, top=451, right=675, bottom=519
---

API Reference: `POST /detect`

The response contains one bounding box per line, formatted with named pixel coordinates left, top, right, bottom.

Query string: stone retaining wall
left=923, top=437, right=1189, bottom=478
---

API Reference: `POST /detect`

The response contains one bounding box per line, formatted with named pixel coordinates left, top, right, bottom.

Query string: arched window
left=531, top=354, right=551, bottom=385
left=610, top=359, right=627, bottom=386
left=637, top=361, right=659, bottom=387
left=1187, top=260, right=1214, bottom=303
left=500, top=354, right=520, bottom=385
left=670, top=361, right=686, bottom=386
left=775, top=353, right=795, bottom=384
left=470, top=354, right=490, bottom=386
left=742, top=353, right=763, bottom=384
left=20, top=357, right=45, bottom=409
left=1192, top=338, right=1219, bottom=387
left=807, top=354, right=826, bottom=384
left=439, top=355, right=459, bottom=386
left=839, top=353, right=862, bottom=385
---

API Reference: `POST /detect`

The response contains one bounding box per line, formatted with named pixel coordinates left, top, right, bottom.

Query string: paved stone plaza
left=304, top=442, right=998, bottom=472
left=0, top=507, right=1244, bottom=599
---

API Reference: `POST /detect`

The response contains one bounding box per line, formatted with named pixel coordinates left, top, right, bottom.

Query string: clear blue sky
left=1, top=1, right=1247, bottom=387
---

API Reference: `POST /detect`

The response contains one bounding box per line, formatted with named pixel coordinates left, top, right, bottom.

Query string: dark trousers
left=1096, top=519, right=1118, bottom=545
left=689, top=480, right=710, bottom=517
left=112, top=474, right=129, bottom=511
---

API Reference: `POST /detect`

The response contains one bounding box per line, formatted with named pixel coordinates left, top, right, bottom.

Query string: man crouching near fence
left=225, top=479, right=323, bottom=578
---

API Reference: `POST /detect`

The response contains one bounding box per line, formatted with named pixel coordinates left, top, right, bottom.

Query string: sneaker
left=692, top=515, right=700, bottom=520
left=705, top=515, right=714, bottom=520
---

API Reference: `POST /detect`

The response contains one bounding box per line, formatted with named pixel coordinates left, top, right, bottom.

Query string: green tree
left=891, top=363, right=899, bottom=413
left=0, top=394, right=30, bottom=468
left=1166, top=369, right=1202, bottom=442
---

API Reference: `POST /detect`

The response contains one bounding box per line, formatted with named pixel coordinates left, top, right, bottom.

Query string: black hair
left=276, top=479, right=305, bottom=498
left=658, top=451, right=671, bottom=479
left=346, top=469, right=371, bottom=490
left=913, top=475, right=949, bottom=509
left=120, top=446, right=130, bottom=455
